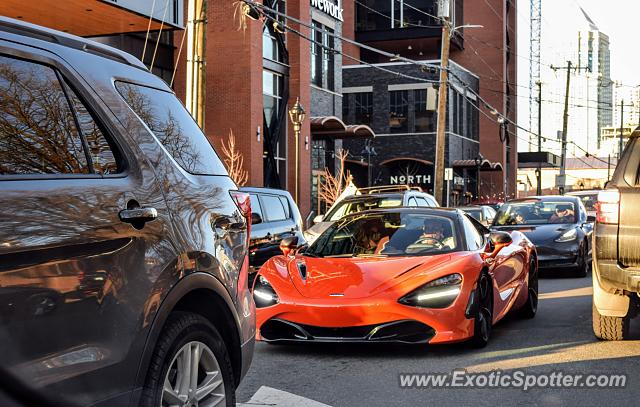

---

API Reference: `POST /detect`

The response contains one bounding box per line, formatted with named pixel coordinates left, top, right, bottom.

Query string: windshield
left=305, top=212, right=459, bottom=258
left=325, top=196, right=403, bottom=222
left=494, top=201, right=577, bottom=225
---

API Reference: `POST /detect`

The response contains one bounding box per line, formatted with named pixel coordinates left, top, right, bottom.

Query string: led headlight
left=555, top=228, right=577, bottom=242
left=253, top=275, right=279, bottom=308
left=398, top=274, right=462, bottom=309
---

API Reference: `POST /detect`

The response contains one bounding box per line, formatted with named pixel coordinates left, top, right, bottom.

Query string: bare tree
left=319, top=149, right=352, bottom=207
left=220, top=130, right=248, bottom=186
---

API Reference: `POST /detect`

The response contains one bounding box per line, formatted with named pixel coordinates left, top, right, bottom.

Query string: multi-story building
left=342, top=0, right=518, bottom=203
left=539, top=5, right=612, bottom=157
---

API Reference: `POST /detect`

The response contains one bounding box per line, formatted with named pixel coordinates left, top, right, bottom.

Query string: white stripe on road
left=237, top=386, right=334, bottom=407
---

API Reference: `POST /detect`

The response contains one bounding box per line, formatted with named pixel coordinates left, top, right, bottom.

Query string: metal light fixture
left=289, top=98, right=306, bottom=204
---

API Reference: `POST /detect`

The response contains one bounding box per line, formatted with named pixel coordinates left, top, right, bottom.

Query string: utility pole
left=434, top=1, right=451, bottom=206
left=551, top=61, right=587, bottom=195
left=186, top=0, right=206, bottom=128
left=536, top=80, right=542, bottom=195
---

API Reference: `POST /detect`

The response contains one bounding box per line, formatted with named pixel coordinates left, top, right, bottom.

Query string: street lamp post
left=289, top=97, right=306, bottom=205
left=360, top=140, right=377, bottom=187
left=474, top=155, right=483, bottom=200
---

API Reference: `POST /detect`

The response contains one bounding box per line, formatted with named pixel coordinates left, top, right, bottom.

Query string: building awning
left=452, top=159, right=504, bottom=172
left=311, top=116, right=375, bottom=139
left=1, top=0, right=183, bottom=37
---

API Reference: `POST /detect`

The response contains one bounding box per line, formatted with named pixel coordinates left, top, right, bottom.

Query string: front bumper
left=535, top=242, right=580, bottom=269
left=255, top=285, right=476, bottom=344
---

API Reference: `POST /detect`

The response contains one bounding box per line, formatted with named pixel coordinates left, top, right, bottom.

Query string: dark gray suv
left=0, top=17, right=254, bottom=406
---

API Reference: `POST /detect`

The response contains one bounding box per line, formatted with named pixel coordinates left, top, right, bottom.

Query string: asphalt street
left=238, top=269, right=640, bottom=406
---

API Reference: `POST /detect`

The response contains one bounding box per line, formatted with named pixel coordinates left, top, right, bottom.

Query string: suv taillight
left=230, top=191, right=252, bottom=237
left=596, top=189, right=620, bottom=224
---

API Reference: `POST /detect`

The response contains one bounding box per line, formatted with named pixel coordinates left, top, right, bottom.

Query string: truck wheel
left=593, top=303, right=629, bottom=341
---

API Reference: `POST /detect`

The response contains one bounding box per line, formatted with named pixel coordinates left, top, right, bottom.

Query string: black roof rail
left=0, top=16, right=147, bottom=70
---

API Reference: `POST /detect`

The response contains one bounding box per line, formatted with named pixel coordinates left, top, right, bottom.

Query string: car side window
left=278, top=196, right=291, bottom=219
left=0, top=54, right=90, bottom=175
left=115, top=81, right=226, bottom=176
left=407, top=197, right=418, bottom=206
left=250, top=193, right=264, bottom=222
left=416, top=197, right=429, bottom=207
left=261, top=194, right=287, bottom=222
left=461, top=214, right=485, bottom=250
left=426, top=197, right=437, bottom=207
left=61, top=81, right=119, bottom=175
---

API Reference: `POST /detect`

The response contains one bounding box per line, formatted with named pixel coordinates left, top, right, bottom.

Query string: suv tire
left=575, top=243, right=588, bottom=278
left=593, top=303, right=629, bottom=341
left=141, top=312, right=235, bottom=407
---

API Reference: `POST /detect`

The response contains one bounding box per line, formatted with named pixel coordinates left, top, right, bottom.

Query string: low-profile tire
left=140, top=312, right=235, bottom=407
left=593, top=303, right=629, bottom=341
left=575, top=243, right=588, bottom=278
left=519, top=257, right=539, bottom=319
left=470, top=271, right=493, bottom=348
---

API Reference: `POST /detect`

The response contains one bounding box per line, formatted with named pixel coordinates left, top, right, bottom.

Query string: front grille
left=260, top=319, right=434, bottom=343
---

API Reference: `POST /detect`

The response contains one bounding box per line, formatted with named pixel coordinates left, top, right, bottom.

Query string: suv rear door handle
left=119, top=207, right=158, bottom=224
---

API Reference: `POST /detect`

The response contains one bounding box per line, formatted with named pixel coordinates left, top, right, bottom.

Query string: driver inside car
left=418, top=219, right=455, bottom=249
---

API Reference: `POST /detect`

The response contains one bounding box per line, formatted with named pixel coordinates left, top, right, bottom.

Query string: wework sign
left=311, top=0, right=343, bottom=21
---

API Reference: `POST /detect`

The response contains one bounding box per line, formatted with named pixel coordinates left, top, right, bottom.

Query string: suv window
left=415, top=197, right=429, bottom=207
left=0, top=54, right=90, bottom=175
left=250, top=193, right=263, bottom=221
left=62, top=81, right=118, bottom=175
left=115, top=81, right=226, bottom=175
left=261, top=194, right=287, bottom=221
left=278, top=196, right=291, bottom=218
left=407, top=197, right=418, bottom=206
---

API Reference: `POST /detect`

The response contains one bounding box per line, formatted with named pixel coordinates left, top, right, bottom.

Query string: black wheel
left=519, top=257, right=538, bottom=319
left=140, top=312, right=235, bottom=407
left=575, top=242, right=588, bottom=278
left=593, top=303, right=630, bottom=341
left=470, top=272, right=493, bottom=348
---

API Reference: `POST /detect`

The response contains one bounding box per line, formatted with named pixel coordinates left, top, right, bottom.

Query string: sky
left=516, top=0, right=640, bottom=152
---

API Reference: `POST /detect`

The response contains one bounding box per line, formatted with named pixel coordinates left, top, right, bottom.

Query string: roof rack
left=0, top=17, right=147, bottom=70
left=358, top=185, right=423, bottom=194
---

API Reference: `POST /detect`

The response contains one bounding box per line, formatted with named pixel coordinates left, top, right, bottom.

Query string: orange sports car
left=252, top=208, right=538, bottom=347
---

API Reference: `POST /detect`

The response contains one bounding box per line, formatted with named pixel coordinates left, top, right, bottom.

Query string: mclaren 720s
left=252, top=208, right=538, bottom=348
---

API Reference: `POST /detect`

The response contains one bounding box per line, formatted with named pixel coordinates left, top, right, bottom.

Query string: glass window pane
left=250, top=193, right=263, bottom=219
left=262, top=194, right=287, bottom=221
left=279, top=196, right=291, bottom=218
left=389, top=90, right=409, bottom=133
left=62, top=81, right=119, bottom=175
left=115, top=81, right=226, bottom=175
left=0, top=55, right=89, bottom=175
left=415, top=89, right=436, bottom=133
left=355, top=92, right=372, bottom=126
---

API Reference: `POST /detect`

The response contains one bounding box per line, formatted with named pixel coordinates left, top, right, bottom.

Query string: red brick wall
left=341, top=0, right=360, bottom=64
left=286, top=0, right=312, bottom=217
left=451, top=0, right=518, bottom=200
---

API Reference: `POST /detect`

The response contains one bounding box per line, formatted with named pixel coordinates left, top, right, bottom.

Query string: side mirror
left=482, top=232, right=512, bottom=262
left=490, top=231, right=512, bottom=246
left=587, top=215, right=596, bottom=223
left=313, top=214, right=324, bottom=224
left=251, top=213, right=263, bottom=225
left=280, top=236, right=299, bottom=257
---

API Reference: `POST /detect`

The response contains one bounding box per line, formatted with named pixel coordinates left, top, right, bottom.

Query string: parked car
left=0, top=17, right=254, bottom=406
left=254, top=208, right=537, bottom=348
left=471, top=199, right=503, bottom=211
left=567, top=190, right=599, bottom=219
left=241, top=187, right=305, bottom=285
left=592, top=130, right=640, bottom=340
left=304, top=185, right=439, bottom=244
left=491, top=196, right=593, bottom=277
left=458, top=205, right=497, bottom=227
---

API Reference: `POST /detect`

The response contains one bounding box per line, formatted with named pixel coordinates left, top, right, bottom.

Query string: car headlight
left=253, top=275, right=279, bottom=308
left=398, top=274, right=462, bottom=309
left=555, top=228, right=577, bottom=242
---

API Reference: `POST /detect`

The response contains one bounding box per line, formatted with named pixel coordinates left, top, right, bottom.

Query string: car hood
left=492, top=224, right=574, bottom=244
left=287, top=254, right=452, bottom=299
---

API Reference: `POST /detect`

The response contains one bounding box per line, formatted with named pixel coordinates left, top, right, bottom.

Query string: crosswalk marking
left=237, top=386, right=333, bottom=407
